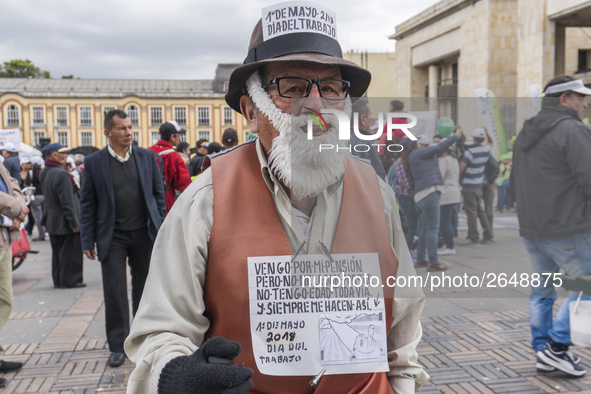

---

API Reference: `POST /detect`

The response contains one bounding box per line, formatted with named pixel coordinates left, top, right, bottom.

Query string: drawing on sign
left=319, top=313, right=386, bottom=366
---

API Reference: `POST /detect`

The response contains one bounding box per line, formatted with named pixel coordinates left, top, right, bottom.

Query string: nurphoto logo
left=305, top=110, right=418, bottom=153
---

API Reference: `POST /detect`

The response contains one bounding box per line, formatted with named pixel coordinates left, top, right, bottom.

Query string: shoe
left=0, top=378, right=5, bottom=388
left=108, top=352, right=126, bottom=367
left=410, top=250, right=417, bottom=264
left=59, top=283, right=86, bottom=289
left=414, top=260, right=428, bottom=268
left=33, top=237, right=45, bottom=241
left=0, top=360, right=23, bottom=372
left=465, top=238, right=479, bottom=245
left=427, top=262, right=448, bottom=272
left=566, top=350, right=581, bottom=365
left=437, top=248, right=456, bottom=255
left=480, top=238, right=494, bottom=244
left=536, top=355, right=556, bottom=372
left=537, top=343, right=586, bottom=377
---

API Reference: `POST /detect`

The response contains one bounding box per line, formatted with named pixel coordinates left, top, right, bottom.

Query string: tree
left=0, top=59, right=51, bottom=78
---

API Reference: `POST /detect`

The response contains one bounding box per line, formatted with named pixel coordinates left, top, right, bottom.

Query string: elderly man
left=126, top=5, right=427, bottom=393
left=40, top=143, right=85, bottom=289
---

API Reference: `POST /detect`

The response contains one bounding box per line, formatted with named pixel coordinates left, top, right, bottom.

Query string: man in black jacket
left=39, top=143, right=84, bottom=289
left=80, top=109, right=166, bottom=367
left=512, top=75, right=591, bottom=377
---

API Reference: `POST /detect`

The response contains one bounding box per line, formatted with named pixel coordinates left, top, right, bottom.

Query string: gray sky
left=0, top=0, right=440, bottom=80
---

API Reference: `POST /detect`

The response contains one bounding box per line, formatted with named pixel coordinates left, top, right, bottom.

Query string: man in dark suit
left=40, top=143, right=85, bottom=289
left=80, top=109, right=166, bottom=367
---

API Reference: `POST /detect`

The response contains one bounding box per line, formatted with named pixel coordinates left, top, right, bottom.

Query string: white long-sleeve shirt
left=124, top=139, right=429, bottom=394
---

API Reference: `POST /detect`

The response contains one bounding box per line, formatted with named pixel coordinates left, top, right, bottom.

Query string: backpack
left=155, top=149, right=175, bottom=192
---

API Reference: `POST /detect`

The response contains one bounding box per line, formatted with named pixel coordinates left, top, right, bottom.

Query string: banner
left=473, top=89, right=508, bottom=159
left=0, top=129, right=21, bottom=150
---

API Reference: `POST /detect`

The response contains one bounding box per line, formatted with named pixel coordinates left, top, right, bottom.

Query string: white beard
left=246, top=72, right=351, bottom=201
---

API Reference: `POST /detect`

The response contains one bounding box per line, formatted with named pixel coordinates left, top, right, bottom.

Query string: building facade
left=388, top=0, right=591, bottom=133
left=0, top=64, right=250, bottom=149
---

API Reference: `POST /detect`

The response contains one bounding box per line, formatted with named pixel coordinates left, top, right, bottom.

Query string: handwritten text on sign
left=262, top=1, right=337, bottom=41
left=248, top=253, right=388, bottom=376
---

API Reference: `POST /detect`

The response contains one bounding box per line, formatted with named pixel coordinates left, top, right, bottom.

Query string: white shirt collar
left=107, top=144, right=132, bottom=163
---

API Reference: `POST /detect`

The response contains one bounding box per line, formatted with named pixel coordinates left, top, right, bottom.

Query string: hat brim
left=225, top=52, right=371, bottom=114
left=57, top=147, right=71, bottom=153
left=572, top=86, right=591, bottom=96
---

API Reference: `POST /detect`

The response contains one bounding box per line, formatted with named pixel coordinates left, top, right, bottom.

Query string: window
left=6, top=105, right=19, bottom=126
left=32, top=107, right=44, bottom=125
left=174, top=107, right=187, bottom=125
left=198, top=131, right=210, bottom=141
left=151, top=131, right=160, bottom=144
left=133, top=131, right=139, bottom=143
left=103, top=107, right=115, bottom=122
left=56, top=107, right=68, bottom=126
left=223, top=107, right=233, bottom=125
left=58, top=132, right=68, bottom=147
left=223, top=81, right=229, bottom=92
left=128, top=105, right=139, bottom=126
left=150, top=107, right=163, bottom=125
left=80, top=107, right=92, bottom=126
left=34, top=132, right=45, bottom=146
left=198, top=107, right=210, bottom=125
left=81, top=132, right=93, bottom=146
left=578, top=50, right=591, bottom=72
left=179, top=133, right=187, bottom=142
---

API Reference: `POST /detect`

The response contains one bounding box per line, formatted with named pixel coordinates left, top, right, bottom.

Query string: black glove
left=158, top=336, right=254, bottom=394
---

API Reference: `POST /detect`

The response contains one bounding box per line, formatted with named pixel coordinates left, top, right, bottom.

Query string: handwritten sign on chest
left=248, top=253, right=388, bottom=376
left=261, top=1, right=337, bottom=42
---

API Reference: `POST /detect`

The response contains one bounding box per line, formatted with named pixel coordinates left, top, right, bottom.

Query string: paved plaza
left=1, top=218, right=590, bottom=393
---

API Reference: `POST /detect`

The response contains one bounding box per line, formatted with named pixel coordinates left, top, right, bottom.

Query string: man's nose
left=300, top=83, right=325, bottom=113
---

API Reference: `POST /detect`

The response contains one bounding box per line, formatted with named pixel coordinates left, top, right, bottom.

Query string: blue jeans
left=398, top=195, right=418, bottom=251
left=497, top=180, right=510, bottom=210
left=440, top=204, right=456, bottom=249
left=522, top=233, right=591, bottom=352
left=417, top=192, right=441, bottom=265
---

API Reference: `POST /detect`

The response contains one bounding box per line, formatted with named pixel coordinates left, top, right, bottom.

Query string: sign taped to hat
left=262, top=1, right=337, bottom=41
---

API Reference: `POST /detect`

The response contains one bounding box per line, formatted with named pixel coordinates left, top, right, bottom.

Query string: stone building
left=0, top=63, right=248, bottom=149
left=389, top=0, right=591, bottom=133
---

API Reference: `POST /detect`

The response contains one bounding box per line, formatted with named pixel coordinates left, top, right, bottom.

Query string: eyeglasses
left=262, top=77, right=350, bottom=100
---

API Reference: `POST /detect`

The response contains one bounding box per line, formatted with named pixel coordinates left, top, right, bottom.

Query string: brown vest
left=205, top=142, right=398, bottom=393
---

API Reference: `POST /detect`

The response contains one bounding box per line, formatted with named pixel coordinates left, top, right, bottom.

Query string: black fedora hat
left=225, top=18, right=371, bottom=113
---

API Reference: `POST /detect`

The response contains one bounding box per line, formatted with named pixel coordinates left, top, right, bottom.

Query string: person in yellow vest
left=125, top=3, right=428, bottom=393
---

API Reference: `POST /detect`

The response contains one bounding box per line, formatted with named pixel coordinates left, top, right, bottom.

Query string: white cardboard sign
left=0, top=129, right=21, bottom=150
left=262, top=1, right=337, bottom=42
left=248, top=253, right=388, bottom=376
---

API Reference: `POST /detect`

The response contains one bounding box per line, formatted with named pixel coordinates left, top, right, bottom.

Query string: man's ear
left=240, top=95, right=259, bottom=134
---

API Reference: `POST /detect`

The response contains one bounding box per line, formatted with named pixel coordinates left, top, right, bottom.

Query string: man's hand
left=83, top=250, right=96, bottom=260
left=158, top=337, right=253, bottom=394
left=454, top=125, right=464, bottom=138
left=72, top=227, right=80, bottom=233
left=9, top=218, right=21, bottom=231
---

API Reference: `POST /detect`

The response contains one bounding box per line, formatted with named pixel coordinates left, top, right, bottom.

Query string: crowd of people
left=349, top=100, right=515, bottom=273
left=0, top=114, right=242, bottom=373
